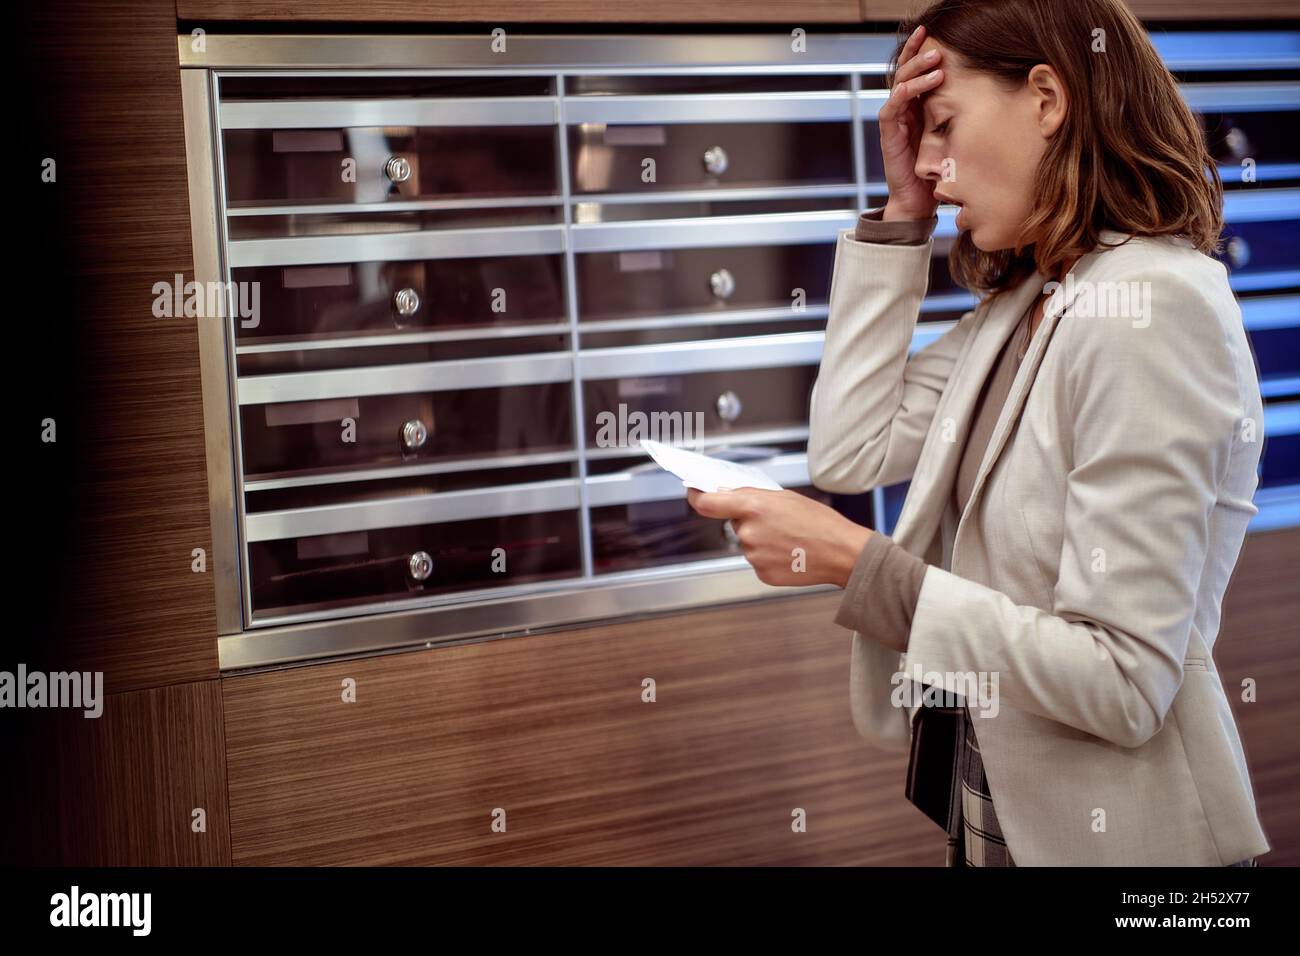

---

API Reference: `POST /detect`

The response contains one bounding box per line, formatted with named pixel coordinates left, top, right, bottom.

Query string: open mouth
left=937, top=196, right=967, bottom=229
left=935, top=193, right=965, bottom=225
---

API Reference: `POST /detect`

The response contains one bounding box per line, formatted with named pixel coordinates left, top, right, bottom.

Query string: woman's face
left=912, top=38, right=1066, bottom=252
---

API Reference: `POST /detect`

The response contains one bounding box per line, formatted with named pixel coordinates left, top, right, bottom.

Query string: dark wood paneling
left=224, top=527, right=1298, bottom=866
left=223, top=590, right=942, bottom=865
left=177, top=1, right=862, bottom=22
left=2, top=680, right=232, bottom=866
left=1214, top=527, right=1300, bottom=866
left=20, top=0, right=218, bottom=692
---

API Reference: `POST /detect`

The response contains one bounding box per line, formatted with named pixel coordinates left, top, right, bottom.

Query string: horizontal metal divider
left=237, top=350, right=574, bottom=404
left=182, top=31, right=1300, bottom=74
left=236, top=329, right=830, bottom=404
left=1250, top=484, right=1300, bottom=534
left=227, top=194, right=564, bottom=217
left=244, top=449, right=582, bottom=492
left=1221, top=188, right=1300, bottom=222
left=563, top=91, right=854, bottom=124
left=219, top=95, right=559, bottom=129
left=224, top=561, right=826, bottom=666
left=1231, top=271, right=1300, bottom=293
left=212, top=85, right=1298, bottom=134
left=1261, top=376, right=1300, bottom=399
left=1240, top=294, right=1300, bottom=332
left=1264, top=399, right=1300, bottom=437
left=585, top=452, right=809, bottom=507
left=182, top=33, right=904, bottom=71
left=584, top=424, right=809, bottom=459
left=245, top=449, right=814, bottom=541
left=245, top=477, right=582, bottom=541
left=1176, top=81, right=1300, bottom=112
left=578, top=304, right=829, bottom=334
left=569, top=209, right=855, bottom=252
left=224, top=183, right=860, bottom=220
left=235, top=322, right=575, bottom=355
left=228, top=222, right=566, bottom=269
left=578, top=329, right=824, bottom=378
left=222, top=188, right=1299, bottom=268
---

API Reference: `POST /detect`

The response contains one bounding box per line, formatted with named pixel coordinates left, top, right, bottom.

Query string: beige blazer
left=808, top=224, right=1271, bottom=866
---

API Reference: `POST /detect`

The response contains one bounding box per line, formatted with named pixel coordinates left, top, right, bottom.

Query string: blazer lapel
left=949, top=277, right=1071, bottom=559
left=890, top=274, right=1042, bottom=558
left=951, top=247, right=1110, bottom=559
left=888, top=230, right=1126, bottom=561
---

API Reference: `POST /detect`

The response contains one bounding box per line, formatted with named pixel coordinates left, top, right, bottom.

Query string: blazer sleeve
left=807, top=215, right=979, bottom=494
left=898, top=267, right=1248, bottom=749
left=834, top=528, right=928, bottom=652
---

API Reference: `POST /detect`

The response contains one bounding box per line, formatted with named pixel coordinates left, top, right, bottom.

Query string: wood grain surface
left=222, top=527, right=1298, bottom=866
left=3, top=679, right=232, bottom=865
left=223, top=588, right=942, bottom=865
left=19, top=0, right=219, bottom=693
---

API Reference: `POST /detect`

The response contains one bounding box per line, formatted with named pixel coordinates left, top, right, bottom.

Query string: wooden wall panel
left=1214, top=528, right=1300, bottom=867
left=223, top=590, right=942, bottom=866
left=2, top=680, right=232, bottom=866
left=20, top=0, right=219, bottom=692
left=224, top=527, right=1298, bottom=866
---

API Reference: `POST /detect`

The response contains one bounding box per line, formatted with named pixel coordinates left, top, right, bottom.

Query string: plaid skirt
left=907, top=702, right=1258, bottom=867
left=948, top=703, right=1014, bottom=866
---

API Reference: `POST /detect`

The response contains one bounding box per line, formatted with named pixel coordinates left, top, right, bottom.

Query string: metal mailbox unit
left=179, top=31, right=1300, bottom=671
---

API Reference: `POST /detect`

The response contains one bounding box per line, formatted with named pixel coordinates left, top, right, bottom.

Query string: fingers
left=686, top=488, right=728, bottom=519
left=878, top=64, right=944, bottom=127
left=896, top=24, right=926, bottom=70
left=895, top=44, right=941, bottom=87
left=685, top=487, right=756, bottom=520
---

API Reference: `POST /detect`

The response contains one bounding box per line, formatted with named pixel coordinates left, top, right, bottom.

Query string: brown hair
left=890, top=0, right=1224, bottom=297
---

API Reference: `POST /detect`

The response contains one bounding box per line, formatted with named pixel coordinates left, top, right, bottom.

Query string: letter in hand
left=878, top=25, right=946, bottom=222
left=686, top=487, right=873, bottom=589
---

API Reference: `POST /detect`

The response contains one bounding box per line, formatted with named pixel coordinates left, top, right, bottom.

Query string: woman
left=687, top=0, right=1269, bottom=866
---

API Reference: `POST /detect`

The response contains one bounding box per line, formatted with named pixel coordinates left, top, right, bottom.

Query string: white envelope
left=639, top=439, right=784, bottom=493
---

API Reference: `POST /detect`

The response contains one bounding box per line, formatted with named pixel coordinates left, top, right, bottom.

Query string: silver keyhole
left=1224, top=127, right=1249, bottom=161
left=715, top=390, right=743, bottom=423
left=702, top=145, right=729, bottom=176
left=1226, top=236, right=1251, bottom=269
left=393, top=287, right=421, bottom=318
left=402, top=419, right=429, bottom=451
left=408, top=551, right=434, bottom=582
left=385, top=156, right=412, bottom=184
left=709, top=268, right=736, bottom=301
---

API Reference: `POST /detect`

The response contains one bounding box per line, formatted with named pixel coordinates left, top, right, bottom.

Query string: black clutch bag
left=903, top=704, right=965, bottom=834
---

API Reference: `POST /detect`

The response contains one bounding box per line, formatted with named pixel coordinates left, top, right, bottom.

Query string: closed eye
left=930, top=119, right=950, bottom=135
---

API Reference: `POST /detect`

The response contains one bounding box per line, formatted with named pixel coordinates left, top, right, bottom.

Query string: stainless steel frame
left=181, top=69, right=243, bottom=636
left=180, top=30, right=1300, bottom=672
left=176, top=31, right=1300, bottom=72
